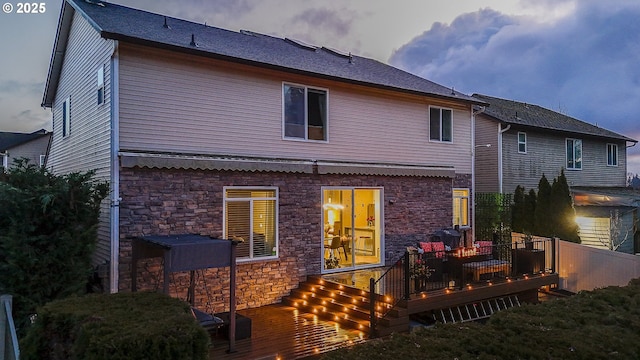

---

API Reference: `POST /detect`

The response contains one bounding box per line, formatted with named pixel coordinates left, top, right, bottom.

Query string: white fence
left=557, top=240, right=640, bottom=293
left=512, top=232, right=640, bottom=293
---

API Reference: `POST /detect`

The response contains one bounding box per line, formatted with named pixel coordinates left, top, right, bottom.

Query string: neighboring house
left=0, top=129, right=51, bottom=171
left=42, top=0, right=486, bottom=311
left=473, top=94, right=639, bottom=253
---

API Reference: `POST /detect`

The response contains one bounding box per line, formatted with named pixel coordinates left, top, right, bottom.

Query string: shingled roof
left=473, top=94, right=636, bottom=143
left=43, top=0, right=485, bottom=108
left=0, top=129, right=49, bottom=152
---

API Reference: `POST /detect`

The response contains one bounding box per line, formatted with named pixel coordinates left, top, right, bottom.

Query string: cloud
left=389, top=0, right=640, bottom=149
left=291, top=8, right=354, bottom=38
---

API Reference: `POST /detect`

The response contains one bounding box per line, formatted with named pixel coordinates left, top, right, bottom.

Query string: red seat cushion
left=476, top=241, right=493, bottom=255
left=431, top=242, right=445, bottom=258
left=419, top=241, right=433, bottom=253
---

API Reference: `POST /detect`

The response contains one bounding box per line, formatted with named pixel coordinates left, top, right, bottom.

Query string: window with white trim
left=62, top=97, right=70, bottom=138
left=97, top=65, right=105, bottom=105
left=224, top=187, right=278, bottom=260
left=283, top=83, right=327, bottom=141
left=453, top=188, right=470, bottom=227
left=429, top=107, right=453, bottom=142
left=518, top=132, right=527, bottom=153
left=607, top=143, right=618, bottom=166
left=39, top=154, right=46, bottom=167
left=1, top=153, right=7, bottom=172
left=566, top=138, right=582, bottom=170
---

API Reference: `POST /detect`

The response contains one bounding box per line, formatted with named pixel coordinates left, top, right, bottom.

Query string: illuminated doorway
left=322, top=187, right=383, bottom=272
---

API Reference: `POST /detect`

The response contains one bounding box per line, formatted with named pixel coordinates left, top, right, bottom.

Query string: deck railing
left=369, top=237, right=556, bottom=336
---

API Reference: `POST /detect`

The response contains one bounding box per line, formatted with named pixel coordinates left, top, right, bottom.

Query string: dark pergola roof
left=473, top=94, right=636, bottom=143
left=42, top=0, right=487, bottom=108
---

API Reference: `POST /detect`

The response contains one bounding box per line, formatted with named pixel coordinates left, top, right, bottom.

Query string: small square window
left=518, top=132, right=527, bottom=153
left=283, top=84, right=327, bottom=141
left=429, top=107, right=453, bottom=142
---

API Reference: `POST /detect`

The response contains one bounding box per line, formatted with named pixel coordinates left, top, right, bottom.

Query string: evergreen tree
left=550, top=170, right=580, bottom=242
left=512, top=185, right=526, bottom=233
left=534, top=174, right=552, bottom=237
left=524, top=188, right=537, bottom=233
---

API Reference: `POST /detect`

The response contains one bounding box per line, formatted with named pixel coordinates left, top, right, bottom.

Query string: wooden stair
left=282, top=275, right=409, bottom=336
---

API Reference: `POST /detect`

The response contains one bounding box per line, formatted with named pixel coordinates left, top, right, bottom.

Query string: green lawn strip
left=321, top=279, right=640, bottom=360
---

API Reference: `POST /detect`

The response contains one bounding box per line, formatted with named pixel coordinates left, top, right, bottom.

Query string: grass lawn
left=319, top=279, right=640, bottom=360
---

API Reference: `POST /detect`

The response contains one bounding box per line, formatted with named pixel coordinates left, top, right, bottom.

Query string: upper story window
left=39, top=154, right=46, bottom=167
left=566, top=138, right=582, bottom=170
left=62, top=97, right=71, bottom=138
left=224, top=187, right=278, bottom=261
left=607, top=143, right=618, bottom=166
left=429, top=107, right=453, bottom=142
left=283, top=83, right=327, bottom=141
left=2, top=153, right=7, bottom=172
left=97, top=65, right=105, bottom=105
left=453, top=188, right=470, bottom=227
left=518, top=132, right=527, bottom=153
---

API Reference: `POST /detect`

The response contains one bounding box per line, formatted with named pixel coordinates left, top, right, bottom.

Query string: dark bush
left=20, top=291, right=210, bottom=360
left=0, top=159, right=109, bottom=333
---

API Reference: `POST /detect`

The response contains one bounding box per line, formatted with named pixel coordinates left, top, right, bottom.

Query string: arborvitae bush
left=20, top=291, right=210, bottom=360
left=0, top=159, right=108, bottom=334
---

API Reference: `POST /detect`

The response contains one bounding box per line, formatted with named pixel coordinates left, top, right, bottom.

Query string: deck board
left=208, top=304, right=366, bottom=359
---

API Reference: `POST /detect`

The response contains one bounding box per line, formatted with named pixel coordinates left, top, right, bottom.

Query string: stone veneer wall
left=118, top=167, right=470, bottom=312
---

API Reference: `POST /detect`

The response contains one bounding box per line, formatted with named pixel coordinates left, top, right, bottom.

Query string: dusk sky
left=1, top=0, right=638, bottom=175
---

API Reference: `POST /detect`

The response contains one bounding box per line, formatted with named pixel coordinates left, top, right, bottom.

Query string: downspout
left=109, top=40, right=120, bottom=293
left=471, top=106, right=486, bottom=242
left=497, top=123, right=511, bottom=193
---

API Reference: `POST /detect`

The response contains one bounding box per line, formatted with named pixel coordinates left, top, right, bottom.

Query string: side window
left=607, top=143, right=618, bottom=166
left=566, top=138, right=582, bottom=170
left=62, top=97, right=70, bottom=138
left=429, top=107, right=453, bottom=142
left=453, top=188, right=470, bottom=227
left=97, top=65, right=105, bottom=105
left=224, top=188, right=278, bottom=260
left=518, top=132, right=527, bottom=153
left=283, top=83, right=328, bottom=141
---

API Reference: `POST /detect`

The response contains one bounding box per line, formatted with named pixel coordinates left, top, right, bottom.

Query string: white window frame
left=39, top=154, right=46, bottom=167
left=282, top=82, right=329, bottom=142
left=518, top=132, right=527, bottom=153
left=223, top=187, right=279, bottom=262
left=453, top=188, right=470, bottom=228
left=97, top=65, right=105, bottom=105
left=566, top=138, right=582, bottom=170
left=62, top=97, right=70, bottom=138
left=606, top=143, right=618, bottom=167
left=429, top=106, right=453, bottom=143
left=1, top=152, right=8, bottom=172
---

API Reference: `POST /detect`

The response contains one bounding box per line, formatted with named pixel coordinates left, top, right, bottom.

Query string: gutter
left=498, top=123, right=511, bottom=194
left=109, top=40, right=120, bottom=293
left=471, top=106, right=486, bottom=242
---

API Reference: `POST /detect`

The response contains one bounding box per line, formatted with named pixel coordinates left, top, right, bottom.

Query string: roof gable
left=43, top=0, right=485, bottom=108
left=473, top=94, right=636, bottom=143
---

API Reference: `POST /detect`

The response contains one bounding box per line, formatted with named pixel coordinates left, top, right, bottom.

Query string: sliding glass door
left=322, top=187, right=383, bottom=272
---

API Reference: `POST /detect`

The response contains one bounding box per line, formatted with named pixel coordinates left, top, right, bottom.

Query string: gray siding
left=501, top=128, right=627, bottom=194
left=6, top=135, right=50, bottom=167
left=118, top=44, right=473, bottom=174
left=474, top=116, right=499, bottom=192
left=46, top=11, right=114, bottom=265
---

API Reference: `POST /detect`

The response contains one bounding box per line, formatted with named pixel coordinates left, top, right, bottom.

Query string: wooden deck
left=208, top=303, right=366, bottom=360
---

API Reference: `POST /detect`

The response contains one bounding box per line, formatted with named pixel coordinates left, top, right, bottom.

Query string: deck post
left=403, top=251, right=410, bottom=300
left=551, top=237, right=557, bottom=274
left=369, top=277, right=377, bottom=338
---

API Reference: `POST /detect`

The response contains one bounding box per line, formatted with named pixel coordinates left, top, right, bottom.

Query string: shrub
left=0, top=159, right=108, bottom=334
left=20, top=291, right=210, bottom=360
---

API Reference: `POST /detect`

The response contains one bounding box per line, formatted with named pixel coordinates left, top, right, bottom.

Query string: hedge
left=20, top=291, right=210, bottom=360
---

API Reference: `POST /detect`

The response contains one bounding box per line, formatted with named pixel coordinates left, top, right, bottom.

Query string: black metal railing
left=368, top=237, right=556, bottom=336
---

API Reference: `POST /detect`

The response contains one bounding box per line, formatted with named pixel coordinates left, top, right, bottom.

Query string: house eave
left=119, top=152, right=456, bottom=178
